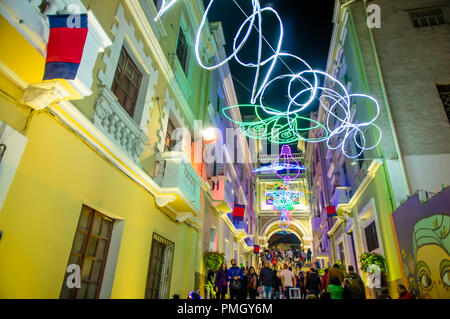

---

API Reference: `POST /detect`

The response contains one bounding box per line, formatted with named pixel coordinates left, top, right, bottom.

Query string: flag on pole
left=232, top=203, right=245, bottom=221
left=43, top=14, right=88, bottom=80
left=253, top=245, right=260, bottom=254
left=326, top=205, right=337, bottom=218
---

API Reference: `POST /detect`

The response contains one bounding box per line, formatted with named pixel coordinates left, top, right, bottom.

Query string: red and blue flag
left=43, top=14, right=88, bottom=80
left=326, top=205, right=337, bottom=218
left=232, top=203, right=245, bottom=221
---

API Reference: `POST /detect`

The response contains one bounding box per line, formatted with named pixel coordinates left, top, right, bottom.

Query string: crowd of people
left=210, top=247, right=416, bottom=300
left=259, top=247, right=313, bottom=269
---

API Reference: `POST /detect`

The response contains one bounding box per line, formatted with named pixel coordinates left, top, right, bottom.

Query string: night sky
left=204, top=0, right=336, bottom=116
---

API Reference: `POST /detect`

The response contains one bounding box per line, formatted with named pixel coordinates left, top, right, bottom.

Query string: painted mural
left=390, top=188, right=450, bottom=299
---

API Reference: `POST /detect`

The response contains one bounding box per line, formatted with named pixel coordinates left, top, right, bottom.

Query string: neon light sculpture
left=252, top=163, right=305, bottom=173
left=255, top=145, right=305, bottom=230
left=154, top=0, right=382, bottom=157
left=279, top=210, right=290, bottom=230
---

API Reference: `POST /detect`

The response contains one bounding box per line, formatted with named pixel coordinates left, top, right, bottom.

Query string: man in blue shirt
left=227, top=259, right=244, bottom=299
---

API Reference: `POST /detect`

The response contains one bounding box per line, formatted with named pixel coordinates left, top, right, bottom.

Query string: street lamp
left=200, top=127, right=218, bottom=180
left=202, top=127, right=217, bottom=144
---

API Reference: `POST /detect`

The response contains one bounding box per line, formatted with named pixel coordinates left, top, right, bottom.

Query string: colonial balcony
left=1, top=0, right=112, bottom=107
left=92, top=86, right=148, bottom=165
left=208, top=175, right=231, bottom=215
left=331, top=186, right=352, bottom=209
left=225, top=213, right=247, bottom=242
left=154, top=151, right=203, bottom=225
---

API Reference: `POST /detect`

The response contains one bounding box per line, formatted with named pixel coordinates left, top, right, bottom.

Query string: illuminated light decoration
left=279, top=210, right=290, bottom=229
left=252, top=162, right=306, bottom=173
left=221, top=104, right=329, bottom=144
left=274, top=145, right=303, bottom=180
left=270, top=181, right=300, bottom=211
left=153, top=0, right=179, bottom=22
left=154, top=0, right=382, bottom=157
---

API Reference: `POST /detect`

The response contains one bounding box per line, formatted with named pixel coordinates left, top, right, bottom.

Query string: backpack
left=231, top=279, right=240, bottom=290
left=345, top=277, right=363, bottom=298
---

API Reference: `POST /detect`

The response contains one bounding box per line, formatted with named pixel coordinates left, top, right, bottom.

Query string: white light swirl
left=154, top=0, right=382, bottom=158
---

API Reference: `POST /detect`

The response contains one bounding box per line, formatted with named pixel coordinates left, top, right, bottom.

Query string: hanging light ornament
left=279, top=210, right=290, bottom=230
left=253, top=144, right=305, bottom=230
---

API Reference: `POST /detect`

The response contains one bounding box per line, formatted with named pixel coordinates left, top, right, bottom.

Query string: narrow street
left=0, top=0, right=449, bottom=303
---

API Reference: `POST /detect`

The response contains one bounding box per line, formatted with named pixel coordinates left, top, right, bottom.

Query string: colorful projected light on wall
left=154, top=0, right=382, bottom=157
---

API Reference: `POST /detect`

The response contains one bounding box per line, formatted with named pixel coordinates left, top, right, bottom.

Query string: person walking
left=321, top=268, right=329, bottom=293
left=306, top=248, right=312, bottom=265
left=280, top=264, right=296, bottom=299
left=240, top=267, right=248, bottom=299
left=271, top=255, right=277, bottom=267
left=214, top=262, right=228, bottom=299
left=247, top=266, right=259, bottom=299
left=327, top=264, right=345, bottom=286
left=299, top=271, right=307, bottom=299
left=300, top=250, right=306, bottom=264
left=286, top=249, right=293, bottom=264
left=259, top=261, right=274, bottom=299
left=397, top=284, right=415, bottom=299
left=305, top=268, right=321, bottom=298
left=343, top=266, right=366, bottom=299
left=326, top=275, right=344, bottom=299
left=272, top=269, right=282, bottom=299
left=227, top=259, right=244, bottom=299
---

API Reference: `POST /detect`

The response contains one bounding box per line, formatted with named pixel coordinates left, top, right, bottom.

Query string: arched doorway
left=268, top=231, right=301, bottom=250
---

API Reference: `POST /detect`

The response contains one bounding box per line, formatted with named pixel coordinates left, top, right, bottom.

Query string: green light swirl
left=222, top=104, right=329, bottom=144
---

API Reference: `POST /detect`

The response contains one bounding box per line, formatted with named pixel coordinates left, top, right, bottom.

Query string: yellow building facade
left=0, top=0, right=254, bottom=299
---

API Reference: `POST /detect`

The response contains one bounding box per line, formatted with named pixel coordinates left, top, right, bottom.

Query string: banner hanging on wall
left=43, top=14, right=88, bottom=80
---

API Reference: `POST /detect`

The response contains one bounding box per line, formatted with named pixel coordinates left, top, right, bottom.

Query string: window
left=111, top=47, right=143, bottom=117
left=176, top=28, right=189, bottom=73
left=145, top=233, right=175, bottom=299
left=410, top=8, right=447, bottom=28
left=164, top=119, right=176, bottom=151
left=60, top=206, right=114, bottom=299
left=209, top=229, right=218, bottom=252
left=437, top=84, right=450, bottom=123
left=365, top=221, right=380, bottom=252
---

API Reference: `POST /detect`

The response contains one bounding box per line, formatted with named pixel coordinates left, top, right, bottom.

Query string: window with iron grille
left=365, top=221, right=380, bottom=252
left=409, top=7, right=447, bottom=28
left=111, top=47, right=143, bottom=117
left=176, top=28, right=189, bottom=73
left=164, top=119, right=176, bottom=151
left=145, top=233, right=175, bottom=299
left=437, top=84, right=450, bottom=124
left=60, top=206, right=114, bottom=299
